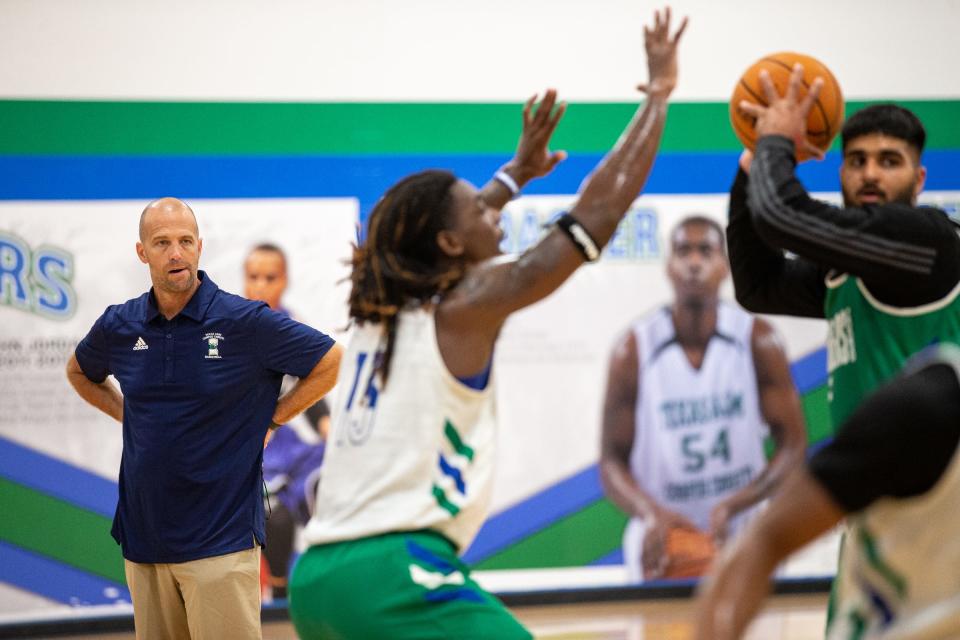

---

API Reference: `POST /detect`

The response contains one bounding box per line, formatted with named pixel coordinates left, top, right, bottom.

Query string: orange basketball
left=730, top=52, right=844, bottom=160
left=663, top=527, right=716, bottom=579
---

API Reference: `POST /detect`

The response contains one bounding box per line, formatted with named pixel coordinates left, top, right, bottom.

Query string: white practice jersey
left=830, top=349, right=960, bottom=640
left=623, top=302, right=769, bottom=575
left=302, top=307, right=496, bottom=552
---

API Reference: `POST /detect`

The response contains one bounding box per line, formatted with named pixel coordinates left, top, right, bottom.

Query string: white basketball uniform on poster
left=623, top=302, right=769, bottom=581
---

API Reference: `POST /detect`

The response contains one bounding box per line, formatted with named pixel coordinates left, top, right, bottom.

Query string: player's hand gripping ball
left=663, top=527, right=716, bottom=579
left=730, top=52, right=844, bottom=161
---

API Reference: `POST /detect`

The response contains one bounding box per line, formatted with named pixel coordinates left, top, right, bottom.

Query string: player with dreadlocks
left=288, top=8, right=687, bottom=639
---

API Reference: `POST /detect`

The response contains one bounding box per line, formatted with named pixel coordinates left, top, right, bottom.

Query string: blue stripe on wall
left=0, top=436, right=117, bottom=518
left=3, top=150, right=958, bottom=208
left=790, top=347, right=828, bottom=394
left=462, top=465, right=603, bottom=565
left=0, top=540, right=129, bottom=606
left=590, top=548, right=625, bottom=566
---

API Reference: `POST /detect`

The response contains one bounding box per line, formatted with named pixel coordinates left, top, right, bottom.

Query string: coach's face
left=136, top=200, right=203, bottom=295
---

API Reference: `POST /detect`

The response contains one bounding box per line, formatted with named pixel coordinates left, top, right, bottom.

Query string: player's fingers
left=672, top=15, right=689, bottom=43
left=710, top=513, right=728, bottom=540
left=546, top=150, right=567, bottom=171
left=658, top=554, right=670, bottom=577
left=802, top=139, right=826, bottom=161
left=738, top=100, right=765, bottom=118
left=801, top=77, right=824, bottom=114
left=785, top=63, right=804, bottom=102
left=522, top=94, right=536, bottom=127
left=545, top=101, right=567, bottom=133
left=758, top=69, right=780, bottom=104
left=533, top=89, right=557, bottom=126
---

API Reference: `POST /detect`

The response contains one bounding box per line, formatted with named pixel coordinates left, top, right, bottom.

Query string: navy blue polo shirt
left=75, top=271, right=334, bottom=563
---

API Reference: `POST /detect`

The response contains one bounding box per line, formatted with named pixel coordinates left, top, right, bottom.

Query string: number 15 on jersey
left=337, top=350, right=383, bottom=446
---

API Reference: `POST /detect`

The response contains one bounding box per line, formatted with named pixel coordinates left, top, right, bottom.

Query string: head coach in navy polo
left=65, top=197, right=343, bottom=639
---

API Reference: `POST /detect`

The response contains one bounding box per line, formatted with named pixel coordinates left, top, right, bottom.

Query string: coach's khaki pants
left=124, top=544, right=262, bottom=640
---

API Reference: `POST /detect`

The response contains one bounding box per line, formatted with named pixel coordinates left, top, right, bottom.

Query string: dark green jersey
left=824, top=273, right=960, bottom=428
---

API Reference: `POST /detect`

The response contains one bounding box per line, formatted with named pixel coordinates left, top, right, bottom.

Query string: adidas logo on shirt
left=133, top=337, right=149, bottom=351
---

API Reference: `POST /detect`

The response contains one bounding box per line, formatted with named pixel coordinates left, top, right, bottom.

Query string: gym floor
left=41, top=592, right=827, bottom=640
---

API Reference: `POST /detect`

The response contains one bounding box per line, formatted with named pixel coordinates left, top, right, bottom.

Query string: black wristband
left=269, top=421, right=282, bottom=431
left=555, top=213, right=601, bottom=262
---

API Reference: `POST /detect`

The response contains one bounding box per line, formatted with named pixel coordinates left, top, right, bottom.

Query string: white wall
left=0, top=0, right=957, bottom=101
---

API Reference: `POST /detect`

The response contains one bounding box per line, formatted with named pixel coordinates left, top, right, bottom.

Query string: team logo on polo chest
left=203, top=332, right=224, bottom=359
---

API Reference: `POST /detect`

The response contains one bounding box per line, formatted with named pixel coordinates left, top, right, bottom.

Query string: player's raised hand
left=638, top=6, right=688, bottom=98
left=507, top=89, right=568, bottom=183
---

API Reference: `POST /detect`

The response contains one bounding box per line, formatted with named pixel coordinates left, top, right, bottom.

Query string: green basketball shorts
left=288, top=530, right=532, bottom=640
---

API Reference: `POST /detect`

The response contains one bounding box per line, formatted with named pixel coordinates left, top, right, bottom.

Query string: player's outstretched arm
left=570, top=6, right=686, bottom=232
left=694, top=466, right=843, bottom=640
left=447, top=7, right=686, bottom=329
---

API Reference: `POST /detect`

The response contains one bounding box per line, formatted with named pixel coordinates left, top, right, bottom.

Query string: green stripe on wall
left=0, top=478, right=125, bottom=584
left=474, top=498, right=627, bottom=570
left=1, top=100, right=958, bottom=155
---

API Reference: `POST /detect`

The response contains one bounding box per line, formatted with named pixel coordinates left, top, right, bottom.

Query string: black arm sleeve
left=748, top=135, right=960, bottom=307
left=727, top=167, right=827, bottom=317
left=808, top=363, right=960, bottom=513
